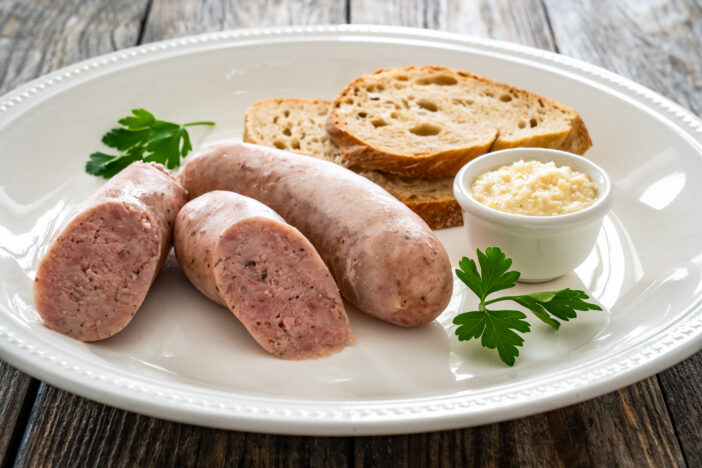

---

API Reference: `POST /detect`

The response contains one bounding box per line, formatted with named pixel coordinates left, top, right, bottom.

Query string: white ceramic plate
left=1, top=26, right=701, bottom=436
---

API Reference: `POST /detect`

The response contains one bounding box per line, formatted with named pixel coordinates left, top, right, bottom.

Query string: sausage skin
left=174, top=191, right=353, bottom=359
left=177, top=143, right=453, bottom=327
left=34, top=162, right=187, bottom=341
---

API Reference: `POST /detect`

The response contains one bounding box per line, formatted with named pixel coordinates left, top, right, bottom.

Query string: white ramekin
left=453, top=148, right=614, bottom=282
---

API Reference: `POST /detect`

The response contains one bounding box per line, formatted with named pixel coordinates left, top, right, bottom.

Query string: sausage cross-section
left=174, top=190, right=354, bottom=359
left=33, top=162, right=187, bottom=341
left=177, top=143, right=453, bottom=327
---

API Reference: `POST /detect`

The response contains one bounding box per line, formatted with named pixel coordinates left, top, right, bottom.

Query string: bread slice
left=243, top=99, right=462, bottom=229
left=327, top=65, right=593, bottom=179
left=244, top=98, right=345, bottom=166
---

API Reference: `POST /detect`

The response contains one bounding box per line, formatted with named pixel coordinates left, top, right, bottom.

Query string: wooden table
left=1, top=1, right=700, bottom=466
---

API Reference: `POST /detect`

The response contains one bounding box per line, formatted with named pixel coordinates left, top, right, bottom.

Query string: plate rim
left=1, top=24, right=701, bottom=436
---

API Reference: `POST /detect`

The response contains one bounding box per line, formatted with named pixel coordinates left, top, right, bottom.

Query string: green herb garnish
left=454, top=247, right=601, bottom=366
left=85, top=108, right=214, bottom=178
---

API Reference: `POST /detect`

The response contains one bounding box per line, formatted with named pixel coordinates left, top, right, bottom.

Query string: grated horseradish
left=471, top=159, right=597, bottom=216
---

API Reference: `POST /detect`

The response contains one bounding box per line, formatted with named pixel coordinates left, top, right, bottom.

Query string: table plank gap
left=537, top=0, right=559, bottom=53
left=136, top=0, right=155, bottom=45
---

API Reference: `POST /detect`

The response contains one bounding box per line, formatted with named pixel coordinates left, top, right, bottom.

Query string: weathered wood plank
left=141, top=0, right=347, bottom=44
left=12, top=378, right=685, bottom=468
left=0, top=0, right=150, bottom=95
left=352, top=378, right=684, bottom=467
left=0, top=362, right=34, bottom=465
left=543, top=0, right=702, bottom=463
left=543, top=0, right=702, bottom=113
left=13, top=384, right=352, bottom=467
left=659, top=354, right=702, bottom=466
left=354, top=379, right=684, bottom=467
left=349, top=0, right=555, bottom=51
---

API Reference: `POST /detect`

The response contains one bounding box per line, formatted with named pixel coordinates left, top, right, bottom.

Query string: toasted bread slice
left=243, top=98, right=461, bottom=229
left=327, top=65, right=592, bottom=178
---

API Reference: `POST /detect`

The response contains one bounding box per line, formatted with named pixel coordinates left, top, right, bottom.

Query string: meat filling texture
left=34, top=162, right=187, bottom=341
left=174, top=191, right=353, bottom=360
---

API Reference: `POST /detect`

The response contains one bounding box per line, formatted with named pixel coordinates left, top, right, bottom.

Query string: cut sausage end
left=34, top=201, right=161, bottom=341
left=213, top=217, right=354, bottom=360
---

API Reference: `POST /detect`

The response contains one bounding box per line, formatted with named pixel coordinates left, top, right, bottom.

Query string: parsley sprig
left=454, top=247, right=601, bottom=366
left=85, top=109, right=214, bottom=178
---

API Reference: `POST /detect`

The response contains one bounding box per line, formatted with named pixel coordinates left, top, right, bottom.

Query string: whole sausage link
left=177, top=143, right=453, bottom=327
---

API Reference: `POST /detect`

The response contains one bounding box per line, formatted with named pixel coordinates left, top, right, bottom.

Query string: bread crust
left=557, top=114, right=593, bottom=155
left=332, top=132, right=493, bottom=179
left=404, top=198, right=462, bottom=230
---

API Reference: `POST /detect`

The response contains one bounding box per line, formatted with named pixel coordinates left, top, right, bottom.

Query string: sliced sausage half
left=174, top=190, right=354, bottom=360
left=34, top=162, right=187, bottom=341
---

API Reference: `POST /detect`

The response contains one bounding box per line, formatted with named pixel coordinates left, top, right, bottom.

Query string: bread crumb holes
left=410, top=123, right=441, bottom=136
left=417, top=99, right=438, bottom=112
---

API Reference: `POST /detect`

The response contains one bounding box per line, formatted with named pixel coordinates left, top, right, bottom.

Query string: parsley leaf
left=454, top=309, right=530, bottom=366
left=85, top=109, right=214, bottom=178
left=118, top=108, right=156, bottom=130
left=499, top=289, right=603, bottom=330
left=85, top=147, right=144, bottom=179
left=101, top=127, right=150, bottom=151
left=454, top=247, right=602, bottom=366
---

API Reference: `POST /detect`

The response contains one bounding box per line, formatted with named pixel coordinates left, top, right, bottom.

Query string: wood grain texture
left=349, top=0, right=555, bottom=51
left=0, top=363, right=34, bottom=465
left=543, top=0, right=702, bottom=113
left=659, top=354, right=702, bottom=466
left=352, top=378, right=685, bottom=468
left=141, top=0, right=347, bottom=44
left=0, top=0, right=150, bottom=95
left=13, top=378, right=685, bottom=467
left=12, top=384, right=352, bottom=468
